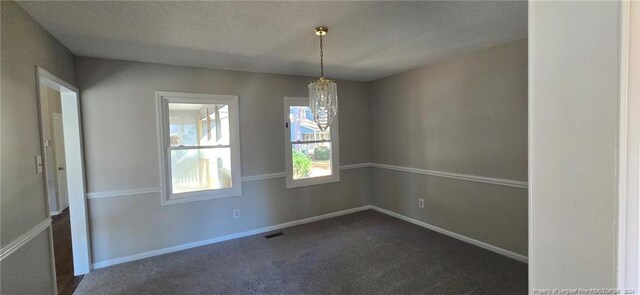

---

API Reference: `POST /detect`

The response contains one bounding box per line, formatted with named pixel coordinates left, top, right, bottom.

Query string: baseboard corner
left=370, top=205, right=528, bottom=263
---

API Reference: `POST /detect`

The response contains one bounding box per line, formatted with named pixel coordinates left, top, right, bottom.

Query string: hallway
left=52, top=209, right=83, bottom=295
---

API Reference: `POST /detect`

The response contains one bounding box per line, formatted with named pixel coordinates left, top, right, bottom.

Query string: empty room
left=1, top=1, right=638, bottom=294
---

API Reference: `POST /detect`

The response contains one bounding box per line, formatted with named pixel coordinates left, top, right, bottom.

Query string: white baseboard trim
left=0, top=219, right=52, bottom=261
left=92, top=204, right=526, bottom=269
left=371, top=206, right=528, bottom=263
left=92, top=205, right=373, bottom=269
left=50, top=206, right=69, bottom=216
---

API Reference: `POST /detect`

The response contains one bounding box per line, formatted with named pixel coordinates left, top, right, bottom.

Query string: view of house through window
left=168, top=103, right=232, bottom=194
left=284, top=96, right=339, bottom=188
left=289, top=106, right=333, bottom=179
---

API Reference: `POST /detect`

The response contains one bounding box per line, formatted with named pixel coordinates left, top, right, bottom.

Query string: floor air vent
left=265, top=232, right=284, bottom=239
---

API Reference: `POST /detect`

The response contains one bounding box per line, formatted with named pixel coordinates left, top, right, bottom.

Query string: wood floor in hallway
left=52, top=208, right=84, bottom=295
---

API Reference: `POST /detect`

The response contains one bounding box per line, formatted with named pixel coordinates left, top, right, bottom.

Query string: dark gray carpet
left=75, top=210, right=527, bottom=294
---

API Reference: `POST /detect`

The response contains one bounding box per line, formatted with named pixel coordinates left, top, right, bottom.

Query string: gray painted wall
left=1, top=1, right=76, bottom=294
left=529, top=1, right=621, bottom=289
left=368, top=39, right=528, bottom=256
left=75, top=57, right=371, bottom=263
left=2, top=1, right=531, bottom=289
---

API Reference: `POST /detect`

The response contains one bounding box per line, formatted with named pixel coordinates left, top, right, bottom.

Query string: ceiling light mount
left=314, top=26, right=328, bottom=36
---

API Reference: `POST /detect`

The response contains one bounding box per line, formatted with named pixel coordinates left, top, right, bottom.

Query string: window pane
left=169, top=103, right=230, bottom=147
left=289, top=106, right=330, bottom=142
left=170, top=147, right=232, bottom=194
left=291, top=142, right=332, bottom=180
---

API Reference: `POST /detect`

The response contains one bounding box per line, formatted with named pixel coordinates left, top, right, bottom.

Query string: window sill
left=161, top=188, right=242, bottom=205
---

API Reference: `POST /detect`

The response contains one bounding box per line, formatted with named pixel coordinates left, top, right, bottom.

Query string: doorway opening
left=36, top=67, right=91, bottom=294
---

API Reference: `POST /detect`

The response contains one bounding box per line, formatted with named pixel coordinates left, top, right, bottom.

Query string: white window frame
left=156, top=91, right=242, bottom=205
left=284, top=96, right=340, bottom=188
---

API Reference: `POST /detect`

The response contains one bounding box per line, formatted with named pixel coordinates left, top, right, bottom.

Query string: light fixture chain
left=319, top=34, right=324, bottom=78
left=310, top=26, right=337, bottom=132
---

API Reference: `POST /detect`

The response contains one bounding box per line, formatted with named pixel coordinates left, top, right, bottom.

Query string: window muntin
left=284, top=97, right=339, bottom=188
left=157, top=92, right=241, bottom=204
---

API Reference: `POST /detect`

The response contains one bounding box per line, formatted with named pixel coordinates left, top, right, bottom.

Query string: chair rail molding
left=0, top=218, right=52, bottom=261
left=86, top=187, right=162, bottom=199
left=87, top=163, right=527, bottom=200
left=369, top=163, right=528, bottom=189
left=240, top=172, right=287, bottom=182
left=340, top=163, right=371, bottom=170
left=86, top=163, right=374, bottom=198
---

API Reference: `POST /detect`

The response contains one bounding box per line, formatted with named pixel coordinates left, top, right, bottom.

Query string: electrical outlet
left=233, top=209, right=240, bottom=219
left=418, top=198, right=425, bottom=208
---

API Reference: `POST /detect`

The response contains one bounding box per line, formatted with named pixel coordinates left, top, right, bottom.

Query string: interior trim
left=50, top=207, right=67, bottom=216
left=242, top=163, right=369, bottom=182
left=240, top=172, right=287, bottom=182
left=0, top=218, right=52, bottom=261
left=92, top=204, right=527, bottom=270
left=87, top=163, right=372, bottom=199
left=339, top=163, right=371, bottom=170
left=92, top=205, right=373, bottom=269
left=87, top=187, right=162, bottom=199
left=86, top=163, right=527, bottom=199
left=370, top=163, right=528, bottom=189
left=371, top=206, right=528, bottom=263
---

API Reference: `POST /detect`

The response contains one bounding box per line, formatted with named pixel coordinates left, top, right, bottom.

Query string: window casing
left=156, top=91, right=242, bottom=204
left=284, top=97, right=339, bottom=188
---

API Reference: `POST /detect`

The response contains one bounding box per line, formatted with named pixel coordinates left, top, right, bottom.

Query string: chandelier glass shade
left=308, top=26, right=338, bottom=131
left=308, top=77, right=337, bottom=131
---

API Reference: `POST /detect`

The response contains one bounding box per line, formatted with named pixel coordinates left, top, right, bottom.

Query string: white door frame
left=617, top=0, right=639, bottom=291
left=36, top=67, right=92, bottom=276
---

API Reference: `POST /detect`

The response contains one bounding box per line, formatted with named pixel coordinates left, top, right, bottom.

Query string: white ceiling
left=18, top=1, right=527, bottom=82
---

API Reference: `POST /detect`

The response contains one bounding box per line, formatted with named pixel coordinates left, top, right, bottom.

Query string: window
left=156, top=91, right=241, bottom=204
left=284, top=97, right=339, bottom=188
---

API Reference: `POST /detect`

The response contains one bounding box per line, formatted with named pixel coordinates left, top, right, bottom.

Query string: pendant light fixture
left=308, top=26, right=338, bottom=131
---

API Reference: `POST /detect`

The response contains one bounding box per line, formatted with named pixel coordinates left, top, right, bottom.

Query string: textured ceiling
left=18, top=1, right=527, bottom=81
